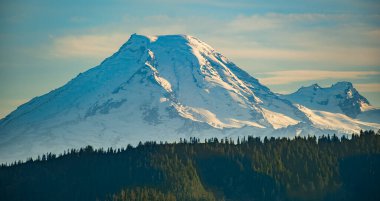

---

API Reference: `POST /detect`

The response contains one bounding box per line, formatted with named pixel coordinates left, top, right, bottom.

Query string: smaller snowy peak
left=281, top=82, right=370, bottom=118
left=297, top=82, right=353, bottom=93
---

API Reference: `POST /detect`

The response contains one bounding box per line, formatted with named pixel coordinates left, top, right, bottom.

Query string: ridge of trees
left=1, top=130, right=380, bottom=201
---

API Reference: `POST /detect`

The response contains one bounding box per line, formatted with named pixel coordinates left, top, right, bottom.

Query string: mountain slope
left=0, top=34, right=379, bottom=163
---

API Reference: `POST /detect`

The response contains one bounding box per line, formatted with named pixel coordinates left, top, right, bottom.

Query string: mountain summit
left=281, top=82, right=371, bottom=118
left=0, top=34, right=379, bottom=163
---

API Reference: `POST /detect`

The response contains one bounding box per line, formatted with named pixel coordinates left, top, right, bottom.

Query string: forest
left=1, top=130, right=380, bottom=201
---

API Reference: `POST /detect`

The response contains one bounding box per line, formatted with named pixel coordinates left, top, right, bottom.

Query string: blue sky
left=0, top=0, right=379, bottom=118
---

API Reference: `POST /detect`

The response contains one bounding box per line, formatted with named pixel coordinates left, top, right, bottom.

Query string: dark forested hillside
left=1, top=130, right=380, bottom=201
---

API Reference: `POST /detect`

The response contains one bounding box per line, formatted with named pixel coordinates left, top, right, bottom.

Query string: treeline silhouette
left=1, top=130, right=380, bottom=201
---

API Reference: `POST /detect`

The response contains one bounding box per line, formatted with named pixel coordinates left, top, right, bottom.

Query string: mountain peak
left=297, top=82, right=355, bottom=94
left=282, top=81, right=370, bottom=117
left=117, top=34, right=215, bottom=58
left=125, top=33, right=198, bottom=44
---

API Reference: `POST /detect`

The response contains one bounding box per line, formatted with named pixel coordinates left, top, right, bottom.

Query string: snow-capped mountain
left=0, top=34, right=379, bottom=163
left=281, top=82, right=380, bottom=124
left=281, top=82, right=371, bottom=118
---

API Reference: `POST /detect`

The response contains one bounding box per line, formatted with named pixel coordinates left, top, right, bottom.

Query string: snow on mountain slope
left=0, top=34, right=378, bottom=163
left=281, top=82, right=371, bottom=118
left=295, top=104, right=380, bottom=134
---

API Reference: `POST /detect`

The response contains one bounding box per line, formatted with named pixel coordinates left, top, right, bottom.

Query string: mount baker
left=0, top=34, right=379, bottom=163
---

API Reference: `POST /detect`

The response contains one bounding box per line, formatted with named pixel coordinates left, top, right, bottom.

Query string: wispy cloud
left=136, top=0, right=255, bottom=8
left=355, top=83, right=380, bottom=92
left=50, top=33, right=128, bottom=58
left=48, top=12, right=380, bottom=68
left=257, top=70, right=380, bottom=85
left=220, top=46, right=380, bottom=66
left=227, top=13, right=339, bottom=32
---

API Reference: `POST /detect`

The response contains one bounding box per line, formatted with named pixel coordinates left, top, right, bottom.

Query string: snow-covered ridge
left=281, top=82, right=370, bottom=118
left=0, top=34, right=379, bottom=164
